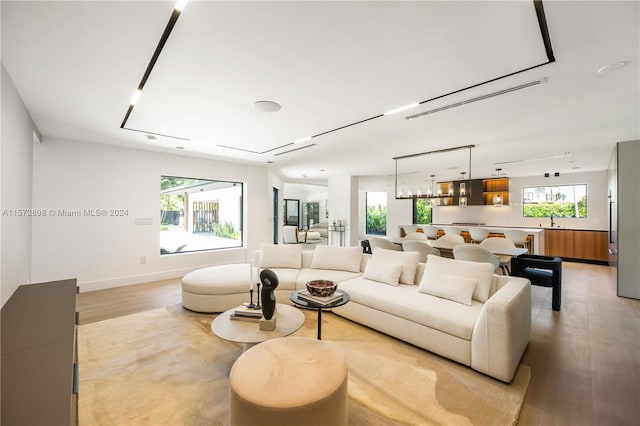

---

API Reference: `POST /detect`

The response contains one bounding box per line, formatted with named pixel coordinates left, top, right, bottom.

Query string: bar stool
left=468, top=227, right=490, bottom=244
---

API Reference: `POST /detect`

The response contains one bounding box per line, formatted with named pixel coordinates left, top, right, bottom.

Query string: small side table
left=290, top=290, right=350, bottom=340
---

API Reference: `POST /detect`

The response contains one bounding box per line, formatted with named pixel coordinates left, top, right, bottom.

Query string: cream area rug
left=78, top=304, right=530, bottom=425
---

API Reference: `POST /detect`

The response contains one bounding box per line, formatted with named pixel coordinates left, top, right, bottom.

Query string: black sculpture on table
left=260, top=269, right=279, bottom=320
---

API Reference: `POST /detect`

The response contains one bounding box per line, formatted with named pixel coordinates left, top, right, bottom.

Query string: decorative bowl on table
left=306, top=280, right=337, bottom=297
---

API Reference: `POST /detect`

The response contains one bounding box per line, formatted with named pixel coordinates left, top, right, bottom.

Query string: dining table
left=426, top=239, right=528, bottom=257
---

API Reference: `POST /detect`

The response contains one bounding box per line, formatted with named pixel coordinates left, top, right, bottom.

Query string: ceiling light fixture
left=405, top=78, right=548, bottom=120
left=597, top=61, right=629, bottom=74
left=383, top=102, right=419, bottom=116
left=254, top=100, right=281, bottom=113
left=175, top=0, right=188, bottom=11
left=130, top=89, right=142, bottom=106
left=393, top=144, right=474, bottom=201
left=292, top=136, right=312, bottom=144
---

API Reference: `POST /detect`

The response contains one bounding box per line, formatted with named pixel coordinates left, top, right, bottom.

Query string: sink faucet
left=550, top=213, right=555, bottom=228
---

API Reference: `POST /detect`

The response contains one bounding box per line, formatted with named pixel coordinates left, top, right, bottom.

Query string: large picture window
left=366, top=192, right=387, bottom=235
left=522, top=184, right=587, bottom=218
left=160, top=176, right=243, bottom=254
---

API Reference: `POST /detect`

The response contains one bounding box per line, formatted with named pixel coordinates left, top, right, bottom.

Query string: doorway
left=273, top=187, right=279, bottom=244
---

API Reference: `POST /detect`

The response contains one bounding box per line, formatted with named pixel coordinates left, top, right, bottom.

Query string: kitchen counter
left=423, top=224, right=544, bottom=254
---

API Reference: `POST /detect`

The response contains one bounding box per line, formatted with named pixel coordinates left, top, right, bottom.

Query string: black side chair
left=511, top=254, right=562, bottom=311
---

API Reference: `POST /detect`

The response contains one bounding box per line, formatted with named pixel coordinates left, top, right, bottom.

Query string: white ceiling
left=2, top=1, right=639, bottom=184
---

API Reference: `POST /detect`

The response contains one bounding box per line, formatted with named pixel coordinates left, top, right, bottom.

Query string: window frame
left=160, top=175, right=244, bottom=255
left=521, top=183, right=587, bottom=218
left=365, top=191, right=387, bottom=236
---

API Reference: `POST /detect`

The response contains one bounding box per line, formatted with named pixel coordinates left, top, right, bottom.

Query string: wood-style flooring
left=76, top=262, right=640, bottom=425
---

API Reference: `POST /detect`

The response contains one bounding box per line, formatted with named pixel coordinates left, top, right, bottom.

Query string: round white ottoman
left=229, top=336, right=348, bottom=426
left=181, top=263, right=252, bottom=313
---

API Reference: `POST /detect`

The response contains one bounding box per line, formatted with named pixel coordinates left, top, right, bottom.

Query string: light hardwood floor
left=76, top=262, right=640, bottom=425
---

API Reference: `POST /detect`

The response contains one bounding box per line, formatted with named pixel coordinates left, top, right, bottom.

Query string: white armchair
left=283, top=226, right=306, bottom=244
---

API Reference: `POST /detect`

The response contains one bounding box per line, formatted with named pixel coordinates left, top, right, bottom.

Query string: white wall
left=616, top=140, right=640, bottom=299
left=1, top=65, right=35, bottom=307
left=31, top=138, right=276, bottom=292
left=328, top=176, right=358, bottom=246
left=358, top=170, right=609, bottom=238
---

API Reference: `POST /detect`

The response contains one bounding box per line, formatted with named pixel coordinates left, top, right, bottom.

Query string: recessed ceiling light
left=597, top=61, right=629, bottom=74
left=254, top=100, right=281, bottom=112
left=292, top=136, right=312, bottom=144
left=267, top=161, right=274, bottom=164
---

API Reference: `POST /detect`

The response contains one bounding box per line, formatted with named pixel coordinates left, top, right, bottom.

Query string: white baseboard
left=78, top=267, right=196, bottom=293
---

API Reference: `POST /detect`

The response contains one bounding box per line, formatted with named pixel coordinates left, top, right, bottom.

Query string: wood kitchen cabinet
left=544, top=229, right=608, bottom=262
left=482, top=177, right=509, bottom=206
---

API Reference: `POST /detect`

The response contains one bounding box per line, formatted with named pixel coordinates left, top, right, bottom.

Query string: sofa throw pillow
left=259, top=243, right=302, bottom=269
left=363, top=259, right=403, bottom=286
left=418, top=272, right=477, bottom=306
left=310, top=245, right=362, bottom=273
left=372, top=248, right=420, bottom=285
left=422, top=254, right=494, bottom=302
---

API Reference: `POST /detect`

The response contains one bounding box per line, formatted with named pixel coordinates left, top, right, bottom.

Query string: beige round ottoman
left=181, top=263, right=251, bottom=313
left=229, top=336, right=348, bottom=426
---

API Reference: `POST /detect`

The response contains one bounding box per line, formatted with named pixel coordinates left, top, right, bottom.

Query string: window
left=160, top=176, right=243, bottom=254
left=366, top=192, right=387, bottom=235
left=413, top=198, right=433, bottom=224
left=522, top=184, right=587, bottom=218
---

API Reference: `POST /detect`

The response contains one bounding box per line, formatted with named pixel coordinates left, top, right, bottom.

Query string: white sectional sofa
left=182, top=243, right=531, bottom=382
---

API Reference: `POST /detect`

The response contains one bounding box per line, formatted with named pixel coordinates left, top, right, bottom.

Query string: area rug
left=78, top=305, right=530, bottom=425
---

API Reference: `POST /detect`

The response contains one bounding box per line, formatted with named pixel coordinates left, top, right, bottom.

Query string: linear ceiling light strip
left=120, top=4, right=185, bottom=130
left=122, top=126, right=190, bottom=141
left=273, top=144, right=317, bottom=156
left=405, top=79, right=546, bottom=120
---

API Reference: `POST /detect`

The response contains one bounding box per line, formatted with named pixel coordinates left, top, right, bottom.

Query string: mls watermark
left=2, top=208, right=129, bottom=217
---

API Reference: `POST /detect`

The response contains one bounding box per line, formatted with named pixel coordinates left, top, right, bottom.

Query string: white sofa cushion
left=418, top=273, right=477, bottom=306
left=372, top=248, right=420, bottom=285
left=260, top=244, right=302, bottom=269
left=310, top=245, right=362, bottom=273
left=363, top=259, right=403, bottom=286
left=423, top=255, right=494, bottom=302
left=339, top=277, right=483, bottom=340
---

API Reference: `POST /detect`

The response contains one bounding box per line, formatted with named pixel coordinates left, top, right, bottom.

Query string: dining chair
left=480, top=237, right=516, bottom=274
left=368, top=237, right=402, bottom=253
left=504, top=230, right=529, bottom=253
left=401, top=240, right=440, bottom=262
left=452, top=245, right=501, bottom=273
left=435, top=234, right=465, bottom=246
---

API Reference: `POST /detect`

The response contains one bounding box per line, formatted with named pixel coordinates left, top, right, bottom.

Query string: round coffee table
left=290, top=290, right=350, bottom=340
left=211, top=303, right=304, bottom=351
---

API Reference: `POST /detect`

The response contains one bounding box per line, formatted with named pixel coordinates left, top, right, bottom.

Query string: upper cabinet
left=435, top=179, right=484, bottom=206
left=482, top=178, right=509, bottom=206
